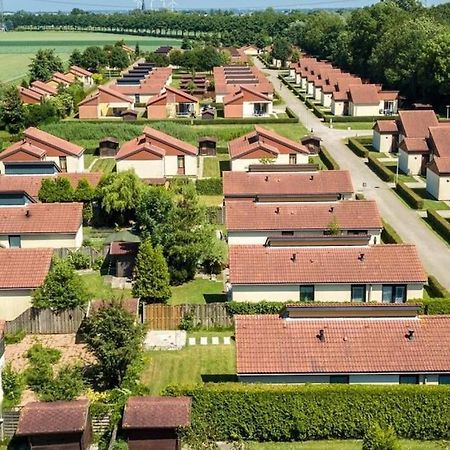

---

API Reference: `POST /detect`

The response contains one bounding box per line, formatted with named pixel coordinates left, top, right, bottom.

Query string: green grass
left=245, top=441, right=450, bottom=450
left=413, top=188, right=450, bottom=211
left=169, top=277, right=226, bottom=305
left=328, top=122, right=375, bottom=130
left=198, top=195, right=224, bottom=206
left=141, top=331, right=235, bottom=395
left=202, top=154, right=230, bottom=178
left=80, top=272, right=132, bottom=300
left=84, top=154, right=97, bottom=170
left=0, top=31, right=181, bottom=83
left=91, top=157, right=116, bottom=173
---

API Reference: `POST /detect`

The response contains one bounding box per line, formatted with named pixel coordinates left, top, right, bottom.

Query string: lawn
left=198, top=195, right=224, bottom=206
left=91, top=157, right=116, bottom=173
left=0, top=31, right=180, bottom=83
left=412, top=188, right=450, bottom=211
left=80, top=272, right=132, bottom=301
left=328, top=122, right=375, bottom=130
left=141, top=330, right=236, bottom=395
left=245, top=441, right=450, bottom=449
left=84, top=154, right=97, bottom=170
left=169, top=277, right=226, bottom=305
left=203, top=154, right=230, bottom=178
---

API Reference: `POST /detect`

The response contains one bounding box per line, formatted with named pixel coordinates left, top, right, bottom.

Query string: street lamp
left=446, top=105, right=450, bottom=120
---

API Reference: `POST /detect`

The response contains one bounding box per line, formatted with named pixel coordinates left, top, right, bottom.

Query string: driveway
left=255, top=59, right=450, bottom=290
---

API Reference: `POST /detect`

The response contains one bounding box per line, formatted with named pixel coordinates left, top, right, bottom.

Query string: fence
left=5, top=308, right=86, bottom=335
left=53, top=246, right=106, bottom=264
left=144, top=303, right=232, bottom=330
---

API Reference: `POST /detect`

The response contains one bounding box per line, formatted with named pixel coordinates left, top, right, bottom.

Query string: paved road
left=255, top=59, right=450, bottom=290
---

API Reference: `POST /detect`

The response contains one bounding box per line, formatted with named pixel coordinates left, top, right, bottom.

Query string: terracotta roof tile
left=122, top=396, right=191, bottom=429
left=225, top=200, right=382, bottom=231
left=53, top=72, right=74, bottom=84
left=374, top=120, right=398, bottom=133
left=428, top=126, right=450, bottom=158
left=428, top=157, right=450, bottom=175
left=0, top=248, right=52, bottom=289
left=0, top=203, right=82, bottom=234
left=143, top=127, right=198, bottom=155
left=0, top=141, right=46, bottom=160
left=236, top=315, right=450, bottom=375
left=24, top=127, right=84, bottom=157
left=398, top=110, right=439, bottom=138
left=70, top=65, right=92, bottom=77
left=16, top=400, right=89, bottom=436
left=348, top=84, right=379, bottom=105
left=229, top=244, right=426, bottom=284
left=399, top=137, right=429, bottom=153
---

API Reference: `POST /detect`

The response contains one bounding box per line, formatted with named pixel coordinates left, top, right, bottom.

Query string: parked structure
left=235, top=304, right=450, bottom=384
left=147, top=86, right=199, bottom=119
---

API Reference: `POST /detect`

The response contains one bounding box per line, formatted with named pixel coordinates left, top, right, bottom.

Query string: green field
left=0, top=31, right=180, bottom=83
left=245, top=441, right=450, bottom=449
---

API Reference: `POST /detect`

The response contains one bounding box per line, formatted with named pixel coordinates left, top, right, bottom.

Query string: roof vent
left=318, top=329, right=325, bottom=342
left=329, top=206, right=334, bottom=213
left=358, top=253, right=365, bottom=261
left=25, top=209, right=31, bottom=217
left=310, top=175, right=314, bottom=181
left=265, top=176, right=269, bottom=182
left=406, top=329, right=415, bottom=341
left=291, top=253, right=296, bottom=262
left=275, top=207, right=280, bottom=214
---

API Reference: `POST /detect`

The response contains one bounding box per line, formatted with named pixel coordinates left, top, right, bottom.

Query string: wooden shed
left=99, top=137, right=120, bottom=157
left=122, top=396, right=191, bottom=450
left=121, top=109, right=138, bottom=121
left=201, top=106, right=215, bottom=120
left=109, top=241, right=140, bottom=278
left=300, top=135, right=322, bottom=154
left=198, top=137, right=217, bottom=156
left=15, top=399, right=92, bottom=450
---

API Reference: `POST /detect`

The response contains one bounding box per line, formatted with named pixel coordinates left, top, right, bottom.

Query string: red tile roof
left=16, top=400, right=89, bottom=436
left=0, top=248, right=52, bottom=289
left=31, top=80, right=58, bottom=95
left=398, top=110, right=439, bottom=138
left=223, top=170, right=354, bottom=198
left=235, top=315, right=450, bottom=375
left=428, top=126, right=450, bottom=158
left=70, top=65, right=93, bottom=77
left=428, top=157, right=450, bottom=175
left=399, top=137, right=429, bottom=153
left=224, top=85, right=271, bottom=105
left=53, top=72, right=74, bottom=84
left=143, top=127, right=198, bottom=155
left=19, top=87, right=43, bottom=101
left=374, top=120, right=398, bottom=134
left=348, top=84, right=379, bottom=105
left=229, top=244, right=426, bottom=284
left=0, top=203, right=82, bottom=234
left=0, top=141, right=46, bottom=160
left=24, top=127, right=84, bottom=157
left=225, top=200, right=382, bottom=231
left=116, top=142, right=165, bottom=160
left=122, top=396, right=191, bottom=429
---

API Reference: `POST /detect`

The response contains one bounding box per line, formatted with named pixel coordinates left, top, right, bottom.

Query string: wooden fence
left=53, top=246, right=106, bottom=263
left=5, top=308, right=86, bottom=335
left=144, top=303, right=232, bottom=330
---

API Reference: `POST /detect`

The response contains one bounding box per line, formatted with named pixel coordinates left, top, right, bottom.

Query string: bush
left=427, top=275, right=450, bottom=298
left=413, top=298, right=450, bottom=315
left=367, top=155, right=394, bottom=182
left=226, top=301, right=286, bottom=315
left=168, top=177, right=193, bottom=194
left=363, top=422, right=401, bottom=450
left=348, top=137, right=369, bottom=158
left=39, top=365, right=85, bottom=402
left=319, top=146, right=339, bottom=170
left=4, top=328, right=26, bottom=345
left=26, top=343, right=61, bottom=366
left=396, top=182, right=424, bottom=209
left=381, top=220, right=403, bottom=244
left=2, top=363, right=24, bottom=406
left=427, top=209, right=450, bottom=243
left=196, top=178, right=223, bottom=195
left=165, top=384, right=450, bottom=443
left=66, top=250, right=91, bottom=270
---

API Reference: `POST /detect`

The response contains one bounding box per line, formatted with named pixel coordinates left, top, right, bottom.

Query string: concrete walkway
left=254, top=59, right=450, bottom=289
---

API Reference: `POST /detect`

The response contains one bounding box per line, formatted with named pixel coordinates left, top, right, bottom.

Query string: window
left=289, top=153, right=297, bottom=165
left=299, top=285, right=314, bottom=302
left=399, top=375, right=419, bottom=384
left=134, top=94, right=140, bottom=103
left=8, top=235, right=21, bottom=248
left=351, top=285, right=366, bottom=303
left=439, top=375, right=450, bottom=385
left=281, top=231, right=294, bottom=236
left=177, top=155, right=185, bottom=175
left=382, top=285, right=406, bottom=303
left=59, top=156, right=67, bottom=173
left=330, top=375, right=349, bottom=384
left=347, top=230, right=368, bottom=236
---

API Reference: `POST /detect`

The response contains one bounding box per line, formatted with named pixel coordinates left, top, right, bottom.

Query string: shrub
left=381, top=220, right=403, bottom=244
left=168, top=177, right=193, bottom=194
left=348, top=137, right=370, bottom=158
left=39, top=365, right=85, bottom=402
left=427, top=209, right=450, bottom=244
left=319, top=146, right=339, bottom=170
left=66, top=250, right=91, bottom=270
left=4, top=328, right=26, bottom=345
left=26, top=343, right=61, bottom=366
left=2, top=363, right=24, bottom=406
left=413, top=298, right=450, bottom=315
left=226, top=301, right=286, bottom=315
left=396, top=182, right=424, bottom=209
left=368, top=156, right=394, bottom=182
left=196, top=178, right=223, bottom=195
left=427, top=275, right=450, bottom=298
left=363, top=422, right=401, bottom=450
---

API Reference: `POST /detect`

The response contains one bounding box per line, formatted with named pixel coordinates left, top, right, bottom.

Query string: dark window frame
left=351, top=284, right=366, bottom=303
left=299, top=285, right=315, bottom=302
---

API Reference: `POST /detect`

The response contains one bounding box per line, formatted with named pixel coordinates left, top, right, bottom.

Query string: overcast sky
left=4, top=0, right=447, bottom=12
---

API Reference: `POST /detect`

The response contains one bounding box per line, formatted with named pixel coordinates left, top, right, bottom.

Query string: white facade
left=426, top=169, right=450, bottom=201
left=242, top=101, right=273, bottom=118
left=46, top=154, right=84, bottom=173
left=349, top=103, right=380, bottom=117
left=373, top=131, right=395, bottom=153
left=314, top=87, right=322, bottom=102
left=398, top=149, right=422, bottom=176
left=331, top=100, right=345, bottom=116
left=0, top=289, right=33, bottom=320
left=306, top=81, right=315, bottom=96
left=230, top=153, right=309, bottom=172
left=321, top=92, right=333, bottom=108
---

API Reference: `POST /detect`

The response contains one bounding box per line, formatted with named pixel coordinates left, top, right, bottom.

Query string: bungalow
left=235, top=303, right=450, bottom=384
left=116, top=126, right=198, bottom=179
left=426, top=126, right=450, bottom=200
left=16, top=400, right=92, bottom=449
left=228, top=244, right=426, bottom=303
left=69, top=65, right=94, bottom=85
left=122, top=396, right=191, bottom=450
left=30, top=80, right=58, bottom=96
left=0, top=127, right=85, bottom=174
left=78, top=85, right=134, bottom=119
left=228, top=126, right=311, bottom=171
left=223, top=170, right=354, bottom=202
left=372, top=120, right=399, bottom=153
left=0, top=203, right=83, bottom=249
left=19, top=87, right=43, bottom=105
left=225, top=200, right=382, bottom=245
left=224, top=85, right=273, bottom=118
left=0, top=248, right=53, bottom=319
left=147, top=86, right=199, bottom=119
left=51, top=71, right=73, bottom=87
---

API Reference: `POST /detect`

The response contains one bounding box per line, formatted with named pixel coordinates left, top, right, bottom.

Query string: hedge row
left=226, top=301, right=285, bottom=315
left=367, top=155, right=394, bottom=182
left=427, top=275, right=450, bottom=298
left=324, top=114, right=397, bottom=123
left=166, top=384, right=450, bottom=442
left=347, top=137, right=369, bottom=158
left=427, top=209, right=450, bottom=244
left=396, top=182, right=424, bottom=209
left=319, top=146, right=340, bottom=170
left=195, top=178, right=223, bottom=195
left=414, top=297, right=450, bottom=314
left=381, top=219, right=403, bottom=244
left=285, top=107, right=298, bottom=120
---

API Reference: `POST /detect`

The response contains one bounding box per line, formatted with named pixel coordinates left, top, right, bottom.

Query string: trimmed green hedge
left=195, top=178, right=223, bottom=195
left=414, top=297, right=450, bottom=314
left=381, top=219, right=403, bottom=244
left=319, top=146, right=339, bottom=170
left=427, top=209, right=450, bottom=244
left=396, top=182, right=424, bottom=209
left=367, top=155, right=394, bottom=182
left=226, top=301, right=286, bottom=315
left=324, top=114, right=397, bottom=123
left=348, top=137, right=369, bottom=158
left=285, top=107, right=298, bottom=120
left=428, top=275, right=450, bottom=298
left=166, top=384, right=450, bottom=442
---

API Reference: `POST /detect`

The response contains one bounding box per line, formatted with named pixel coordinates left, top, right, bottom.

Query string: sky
left=4, top=0, right=448, bottom=12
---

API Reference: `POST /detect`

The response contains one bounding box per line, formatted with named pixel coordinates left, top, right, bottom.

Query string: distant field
left=0, top=31, right=181, bottom=83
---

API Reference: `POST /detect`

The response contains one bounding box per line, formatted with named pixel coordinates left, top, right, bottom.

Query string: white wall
left=0, top=289, right=33, bottom=320
left=45, top=155, right=83, bottom=173
left=331, top=100, right=345, bottom=116
left=426, top=169, right=450, bottom=201
left=399, top=149, right=422, bottom=176
left=0, top=233, right=80, bottom=249
left=300, top=77, right=307, bottom=90
left=314, top=87, right=322, bottom=102
left=307, top=81, right=315, bottom=96
left=231, top=284, right=300, bottom=302
left=321, top=93, right=332, bottom=108
left=117, top=159, right=164, bottom=178
left=350, top=103, right=380, bottom=117
left=75, top=225, right=83, bottom=249
left=164, top=155, right=198, bottom=177
left=373, top=132, right=394, bottom=153
left=242, top=101, right=273, bottom=118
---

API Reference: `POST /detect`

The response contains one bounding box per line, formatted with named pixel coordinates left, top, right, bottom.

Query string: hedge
left=285, top=107, right=298, bottom=121
left=413, top=297, right=450, bottom=315
left=396, top=182, right=424, bottom=209
left=319, top=146, right=339, bottom=170
left=367, top=155, right=394, bottom=182
left=427, top=209, right=450, bottom=244
left=195, top=178, right=223, bottom=195
left=381, top=219, right=403, bottom=244
left=226, top=301, right=286, bottom=315
left=323, top=114, right=397, bottom=123
left=427, top=275, right=450, bottom=298
left=348, top=137, right=369, bottom=158
left=166, top=384, right=450, bottom=443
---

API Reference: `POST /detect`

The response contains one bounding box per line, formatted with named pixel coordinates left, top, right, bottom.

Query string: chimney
left=275, top=207, right=280, bottom=214
left=358, top=253, right=365, bottom=261
left=25, top=209, right=31, bottom=218
left=265, top=176, right=269, bottom=182
left=291, top=253, right=296, bottom=262
left=406, top=329, right=415, bottom=341
left=329, top=206, right=334, bottom=213
left=318, top=329, right=325, bottom=342
left=309, top=175, right=314, bottom=181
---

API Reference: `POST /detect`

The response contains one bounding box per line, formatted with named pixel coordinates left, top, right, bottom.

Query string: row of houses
left=19, top=65, right=93, bottom=104
left=289, top=57, right=399, bottom=117
left=372, top=109, right=450, bottom=200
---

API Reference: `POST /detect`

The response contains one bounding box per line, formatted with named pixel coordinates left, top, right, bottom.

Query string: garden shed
left=198, top=136, right=217, bottom=156
left=121, top=109, right=138, bottom=121
left=98, top=137, right=120, bottom=157
left=122, top=396, right=191, bottom=450
left=105, top=230, right=141, bottom=278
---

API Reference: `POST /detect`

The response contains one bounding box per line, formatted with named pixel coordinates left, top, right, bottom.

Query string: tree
left=83, top=301, right=145, bottom=388
left=24, top=99, right=59, bottom=127
left=38, top=177, right=74, bottom=203
left=327, top=215, right=342, bottom=235
left=181, top=37, right=192, bottom=49
left=0, top=86, right=25, bottom=133
left=135, top=43, right=140, bottom=56
left=133, top=240, right=171, bottom=303
left=32, top=258, right=91, bottom=311
left=108, top=46, right=130, bottom=70
left=81, top=46, right=108, bottom=72
left=74, top=179, right=95, bottom=202
left=69, top=48, right=83, bottom=66
left=271, top=37, right=291, bottom=66
left=29, top=49, right=63, bottom=82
